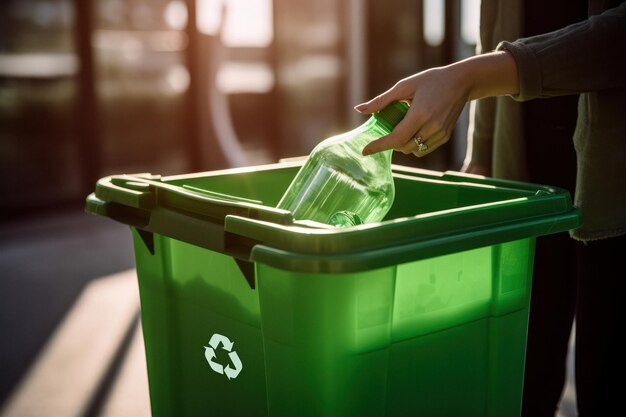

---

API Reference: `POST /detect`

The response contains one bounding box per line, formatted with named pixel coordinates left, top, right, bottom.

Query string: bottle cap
left=374, top=101, right=409, bottom=131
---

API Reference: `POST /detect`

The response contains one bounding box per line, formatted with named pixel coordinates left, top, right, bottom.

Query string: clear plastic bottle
left=277, top=101, right=409, bottom=227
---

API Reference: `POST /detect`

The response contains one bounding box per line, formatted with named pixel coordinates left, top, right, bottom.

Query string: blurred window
left=0, top=0, right=480, bottom=216
left=0, top=0, right=82, bottom=215
left=93, top=0, right=190, bottom=176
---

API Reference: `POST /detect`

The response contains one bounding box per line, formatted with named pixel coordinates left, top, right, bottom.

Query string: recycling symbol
left=203, top=333, right=243, bottom=380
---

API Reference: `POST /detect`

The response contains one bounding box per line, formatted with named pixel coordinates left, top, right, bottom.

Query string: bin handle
left=94, top=173, right=294, bottom=224
left=94, top=174, right=158, bottom=210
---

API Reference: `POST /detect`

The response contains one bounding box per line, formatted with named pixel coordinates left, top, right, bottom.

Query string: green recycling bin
left=86, top=161, right=581, bottom=417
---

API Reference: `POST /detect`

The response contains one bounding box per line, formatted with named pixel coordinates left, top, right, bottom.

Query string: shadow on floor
left=0, top=207, right=135, bottom=408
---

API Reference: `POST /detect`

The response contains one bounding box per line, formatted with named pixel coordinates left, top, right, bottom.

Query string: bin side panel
left=386, top=318, right=489, bottom=416
left=257, top=265, right=397, bottom=417
left=387, top=247, right=492, bottom=415
left=134, top=231, right=267, bottom=417
left=486, top=310, right=529, bottom=417
left=386, top=240, right=534, bottom=416
left=132, top=228, right=177, bottom=417
left=487, top=238, right=535, bottom=416
left=392, top=246, right=493, bottom=342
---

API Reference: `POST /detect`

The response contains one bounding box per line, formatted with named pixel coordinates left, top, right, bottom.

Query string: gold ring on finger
left=413, top=135, right=428, bottom=152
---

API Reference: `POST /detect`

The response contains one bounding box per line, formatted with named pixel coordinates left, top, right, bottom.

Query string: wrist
left=453, top=51, right=519, bottom=101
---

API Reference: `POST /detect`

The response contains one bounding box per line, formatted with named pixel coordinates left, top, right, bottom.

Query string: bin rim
left=85, top=161, right=582, bottom=273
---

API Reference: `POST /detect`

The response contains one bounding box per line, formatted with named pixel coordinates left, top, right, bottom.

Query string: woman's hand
left=357, top=51, right=519, bottom=157
left=357, top=66, right=470, bottom=157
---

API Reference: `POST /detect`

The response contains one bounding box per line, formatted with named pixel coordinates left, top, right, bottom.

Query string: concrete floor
left=0, top=207, right=578, bottom=416
left=0, top=207, right=135, bottom=408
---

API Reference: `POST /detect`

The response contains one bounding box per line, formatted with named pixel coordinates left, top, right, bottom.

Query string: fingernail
left=362, top=147, right=372, bottom=156
left=354, top=103, right=367, bottom=112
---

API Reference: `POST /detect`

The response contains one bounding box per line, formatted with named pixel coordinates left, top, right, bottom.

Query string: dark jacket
left=498, top=1, right=626, bottom=241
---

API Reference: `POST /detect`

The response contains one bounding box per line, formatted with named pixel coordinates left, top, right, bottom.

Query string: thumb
left=361, top=108, right=418, bottom=155
left=354, top=88, right=398, bottom=114
left=362, top=134, right=407, bottom=156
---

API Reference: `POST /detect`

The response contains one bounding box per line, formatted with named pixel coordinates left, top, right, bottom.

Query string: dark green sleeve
left=496, top=2, right=626, bottom=101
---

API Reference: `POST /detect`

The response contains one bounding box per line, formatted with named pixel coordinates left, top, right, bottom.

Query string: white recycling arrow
left=203, top=333, right=242, bottom=380
left=204, top=346, right=224, bottom=374
left=224, top=351, right=243, bottom=380
left=209, top=333, right=234, bottom=351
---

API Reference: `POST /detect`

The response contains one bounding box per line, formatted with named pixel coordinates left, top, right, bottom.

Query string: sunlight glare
left=423, top=0, right=445, bottom=46
left=461, top=0, right=480, bottom=45
left=196, top=0, right=273, bottom=47
left=164, top=0, right=188, bottom=30
left=216, top=62, right=274, bottom=94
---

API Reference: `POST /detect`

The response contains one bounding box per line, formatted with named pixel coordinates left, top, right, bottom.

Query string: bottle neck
left=363, top=116, right=394, bottom=135
left=363, top=116, right=394, bottom=161
left=371, top=112, right=396, bottom=135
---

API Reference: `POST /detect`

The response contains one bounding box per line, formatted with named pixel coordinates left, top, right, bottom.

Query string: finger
left=362, top=124, right=422, bottom=156
left=411, top=132, right=448, bottom=158
left=396, top=139, right=417, bottom=154
left=406, top=116, right=451, bottom=156
left=362, top=134, right=405, bottom=156
left=395, top=131, right=426, bottom=154
left=362, top=105, right=427, bottom=155
left=411, top=118, right=442, bottom=143
left=354, top=87, right=401, bottom=114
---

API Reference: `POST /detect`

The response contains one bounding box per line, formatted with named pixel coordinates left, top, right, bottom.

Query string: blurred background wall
left=0, top=0, right=480, bottom=411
